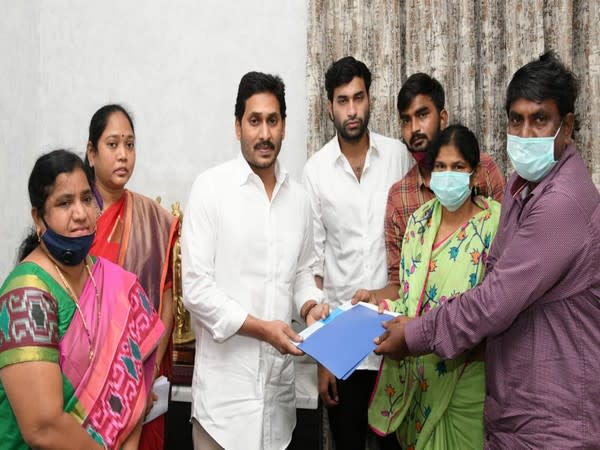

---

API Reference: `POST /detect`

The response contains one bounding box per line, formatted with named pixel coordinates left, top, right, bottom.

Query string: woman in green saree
left=369, top=125, right=501, bottom=449
left=0, top=150, right=163, bottom=449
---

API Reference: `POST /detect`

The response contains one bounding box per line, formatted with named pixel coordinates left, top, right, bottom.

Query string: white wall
left=0, top=1, right=41, bottom=278
left=0, top=1, right=308, bottom=279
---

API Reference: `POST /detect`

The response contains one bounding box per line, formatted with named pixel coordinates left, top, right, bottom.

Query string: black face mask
left=41, top=219, right=95, bottom=266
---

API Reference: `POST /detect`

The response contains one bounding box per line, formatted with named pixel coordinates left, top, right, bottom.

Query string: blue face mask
left=506, top=125, right=561, bottom=182
left=41, top=219, right=95, bottom=266
left=430, top=171, right=472, bottom=212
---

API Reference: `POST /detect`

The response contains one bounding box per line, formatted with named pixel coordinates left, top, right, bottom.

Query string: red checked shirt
left=385, top=152, right=505, bottom=285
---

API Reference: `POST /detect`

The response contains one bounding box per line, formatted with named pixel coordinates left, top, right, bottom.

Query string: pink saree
left=59, top=257, right=164, bottom=449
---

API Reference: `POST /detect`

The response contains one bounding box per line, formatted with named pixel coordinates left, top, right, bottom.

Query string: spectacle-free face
left=432, top=144, right=477, bottom=188
left=328, top=76, right=370, bottom=143
left=236, top=92, right=285, bottom=172
left=507, top=97, right=574, bottom=160
left=399, top=94, right=448, bottom=154
left=34, top=167, right=97, bottom=238
left=87, top=111, right=136, bottom=192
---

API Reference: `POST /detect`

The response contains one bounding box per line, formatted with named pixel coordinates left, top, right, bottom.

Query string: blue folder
left=297, top=303, right=397, bottom=380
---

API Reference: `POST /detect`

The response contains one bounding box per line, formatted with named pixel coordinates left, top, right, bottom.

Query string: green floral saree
left=369, top=196, right=500, bottom=450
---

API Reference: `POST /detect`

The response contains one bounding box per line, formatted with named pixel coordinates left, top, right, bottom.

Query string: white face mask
left=506, top=124, right=561, bottom=182
left=430, top=171, right=473, bottom=212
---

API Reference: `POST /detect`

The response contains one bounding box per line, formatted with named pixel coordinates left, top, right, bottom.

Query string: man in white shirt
left=182, top=71, right=326, bottom=450
left=302, top=57, right=412, bottom=450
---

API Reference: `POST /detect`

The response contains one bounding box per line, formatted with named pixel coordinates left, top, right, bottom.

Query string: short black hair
left=427, top=124, right=480, bottom=172
left=325, top=56, right=372, bottom=101
left=234, top=72, right=286, bottom=120
left=505, top=51, right=578, bottom=119
left=397, top=73, right=445, bottom=114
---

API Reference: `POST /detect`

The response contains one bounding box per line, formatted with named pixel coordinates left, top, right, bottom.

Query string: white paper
left=295, top=301, right=398, bottom=344
left=144, top=375, right=170, bottom=423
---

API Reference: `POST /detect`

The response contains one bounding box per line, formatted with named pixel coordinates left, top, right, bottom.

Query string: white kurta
left=302, top=131, right=413, bottom=370
left=182, top=155, right=321, bottom=450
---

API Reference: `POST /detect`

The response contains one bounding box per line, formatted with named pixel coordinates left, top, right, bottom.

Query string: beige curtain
left=307, top=0, right=600, bottom=188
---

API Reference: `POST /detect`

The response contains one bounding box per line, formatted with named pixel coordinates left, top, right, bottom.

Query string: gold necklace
left=53, top=257, right=101, bottom=362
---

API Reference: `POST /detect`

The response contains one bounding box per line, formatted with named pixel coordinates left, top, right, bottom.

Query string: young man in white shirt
left=182, top=72, right=327, bottom=450
left=302, top=57, right=412, bottom=450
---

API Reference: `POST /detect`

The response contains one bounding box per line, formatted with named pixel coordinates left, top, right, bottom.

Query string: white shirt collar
left=234, top=153, right=289, bottom=187
left=330, top=130, right=380, bottom=167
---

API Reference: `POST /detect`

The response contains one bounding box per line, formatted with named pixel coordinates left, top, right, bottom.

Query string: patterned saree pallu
left=369, top=197, right=500, bottom=450
left=61, top=258, right=164, bottom=449
left=0, top=257, right=164, bottom=449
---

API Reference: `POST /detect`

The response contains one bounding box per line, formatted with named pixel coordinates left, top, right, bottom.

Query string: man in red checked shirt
left=353, top=73, right=505, bottom=304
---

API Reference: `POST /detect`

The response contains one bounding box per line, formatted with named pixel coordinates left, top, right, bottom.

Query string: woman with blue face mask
left=0, top=150, right=164, bottom=450
left=369, top=125, right=501, bottom=449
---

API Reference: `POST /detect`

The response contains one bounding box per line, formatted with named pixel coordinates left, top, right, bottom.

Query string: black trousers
left=327, top=370, right=400, bottom=450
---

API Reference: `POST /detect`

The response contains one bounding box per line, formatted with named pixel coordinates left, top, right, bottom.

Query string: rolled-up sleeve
left=181, top=175, right=248, bottom=342
left=406, top=191, right=586, bottom=359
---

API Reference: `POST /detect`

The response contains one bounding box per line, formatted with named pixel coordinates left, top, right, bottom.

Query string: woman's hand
left=351, top=284, right=400, bottom=309
left=153, top=288, right=174, bottom=380
left=351, top=289, right=379, bottom=306
left=144, top=390, right=158, bottom=419
left=352, top=289, right=391, bottom=313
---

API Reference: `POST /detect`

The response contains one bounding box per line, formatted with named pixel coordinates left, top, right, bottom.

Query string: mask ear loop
left=468, top=170, right=480, bottom=198
left=40, top=216, right=50, bottom=229
left=38, top=216, right=51, bottom=242
left=555, top=120, right=570, bottom=151
left=553, top=121, right=563, bottom=139
left=36, top=212, right=48, bottom=243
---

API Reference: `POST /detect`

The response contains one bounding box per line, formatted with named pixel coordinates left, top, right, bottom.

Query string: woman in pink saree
left=0, top=150, right=163, bottom=449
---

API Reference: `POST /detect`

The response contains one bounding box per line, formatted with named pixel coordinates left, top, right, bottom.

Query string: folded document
left=297, top=302, right=397, bottom=380
left=144, top=375, right=170, bottom=424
